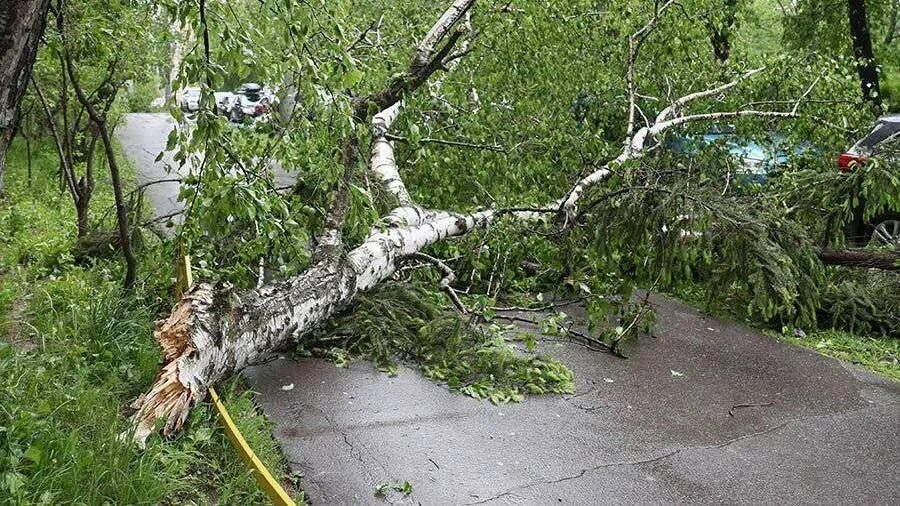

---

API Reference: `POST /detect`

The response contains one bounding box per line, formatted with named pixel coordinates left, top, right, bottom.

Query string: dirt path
left=1, top=278, right=34, bottom=352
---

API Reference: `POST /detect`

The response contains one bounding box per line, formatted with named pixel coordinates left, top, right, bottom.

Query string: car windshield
left=855, top=121, right=900, bottom=152
left=184, top=90, right=200, bottom=98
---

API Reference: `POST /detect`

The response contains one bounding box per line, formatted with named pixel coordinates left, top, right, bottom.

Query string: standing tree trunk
left=704, top=0, right=739, bottom=63
left=58, top=7, right=137, bottom=288
left=847, top=0, right=883, bottom=114
left=886, top=0, right=898, bottom=45
left=0, top=0, right=51, bottom=193
left=74, top=129, right=98, bottom=237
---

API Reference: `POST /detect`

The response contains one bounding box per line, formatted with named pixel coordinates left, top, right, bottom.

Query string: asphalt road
left=246, top=295, right=899, bottom=504
left=119, top=113, right=899, bottom=504
left=117, top=113, right=186, bottom=231
left=117, top=112, right=294, bottom=234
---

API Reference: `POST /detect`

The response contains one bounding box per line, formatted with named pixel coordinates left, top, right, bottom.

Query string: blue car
left=668, top=125, right=811, bottom=184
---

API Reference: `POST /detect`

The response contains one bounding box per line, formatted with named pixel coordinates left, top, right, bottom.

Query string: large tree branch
left=414, top=0, right=475, bottom=69
left=370, top=102, right=412, bottom=205
left=318, top=2, right=476, bottom=258
left=351, top=1, right=474, bottom=122
left=654, top=67, right=764, bottom=124
left=625, top=0, right=677, bottom=140
left=650, top=109, right=796, bottom=134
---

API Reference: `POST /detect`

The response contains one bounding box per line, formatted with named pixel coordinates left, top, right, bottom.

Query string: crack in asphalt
left=309, top=403, right=366, bottom=464
left=465, top=403, right=893, bottom=505
left=289, top=401, right=395, bottom=479
left=340, top=430, right=365, bottom=464
left=465, top=421, right=793, bottom=504
left=567, top=403, right=609, bottom=412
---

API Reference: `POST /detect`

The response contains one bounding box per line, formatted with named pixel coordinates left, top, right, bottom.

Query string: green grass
left=0, top=137, right=298, bottom=504
left=773, top=328, right=900, bottom=381
left=668, top=281, right=899, bottom=381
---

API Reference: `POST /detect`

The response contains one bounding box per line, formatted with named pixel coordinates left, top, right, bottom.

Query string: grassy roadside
left=0, top=137, right=299, bottom=503
left=670, top=283, right=899, bottom=382
left=771, top=328, right=899, bottom=381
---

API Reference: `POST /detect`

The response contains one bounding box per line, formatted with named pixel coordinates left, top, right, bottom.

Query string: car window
left=873, top=134, right=900, bottom=159
left=855, top=121, right=900, bottom=151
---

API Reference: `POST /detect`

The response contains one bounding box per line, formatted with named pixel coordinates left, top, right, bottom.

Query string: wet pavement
left=116, top=112, right=294, bottom=235
left=119, top=113, right=899, bottom=504
left=117, top=113, right=186, bottom=230
left=246, top=294, right=900, bottom=504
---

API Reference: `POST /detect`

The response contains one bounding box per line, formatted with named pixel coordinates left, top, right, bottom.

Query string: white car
left=178, top=87, right=201, bottom=112
left=228, top=83, right=277, bottom=123
left=214, top=91, right=235, bottom=116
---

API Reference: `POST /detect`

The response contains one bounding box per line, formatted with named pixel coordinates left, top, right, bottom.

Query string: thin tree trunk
left=847, top=0, right=883, bottom=113
left=96, top=122, right=136, bottom=287
left=74, top=129, right=98, bottom=237
left=23, top=127, right=32, bottom=188
left=705, top=0, right=738, bottom=63
left=886, top=0, right=898, bottom=45
left=58, top=9, right=137, bottom=288
left=0, top=0, right=51, bottom=193
left=31, top=75, right=77, bottom=197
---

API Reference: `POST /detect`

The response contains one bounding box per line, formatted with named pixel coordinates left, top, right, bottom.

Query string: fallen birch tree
left=127, top=0, right=860, bottom=445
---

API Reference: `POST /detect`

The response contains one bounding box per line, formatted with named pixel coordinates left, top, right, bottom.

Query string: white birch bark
left=128, top=0, right=807, bottom=444
left=414, top=0, right=474, bottom=68
left=371, top=102, right=412, bottom=205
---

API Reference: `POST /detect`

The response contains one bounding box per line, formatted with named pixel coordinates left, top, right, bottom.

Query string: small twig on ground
left=728, top=402, right=774, bottom=417
left=491, top=296, right=588, bottom=312
left=492, top=313, right=616, bottom=354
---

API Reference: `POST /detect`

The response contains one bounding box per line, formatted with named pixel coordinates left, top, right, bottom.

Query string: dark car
left=839, top=115, right=900, bottom=249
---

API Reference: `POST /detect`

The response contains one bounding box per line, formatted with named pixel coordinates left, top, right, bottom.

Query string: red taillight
left=837, top=153, right=866, bottom=172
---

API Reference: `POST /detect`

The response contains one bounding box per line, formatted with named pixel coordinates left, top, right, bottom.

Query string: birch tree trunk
left=128, top=0, right=814, bottom=446
left=847, top=0, right=882, bottom=114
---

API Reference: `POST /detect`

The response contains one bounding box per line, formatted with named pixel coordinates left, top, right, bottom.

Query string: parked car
left=214, top=91, right=234, bottom=116
left=227, top=83, right=277, bottom=123
left=668, top=125, right=810, bottom=184
left=839, top=115, right=900, bottom=249
left=178, top=87, right=201, bottom=112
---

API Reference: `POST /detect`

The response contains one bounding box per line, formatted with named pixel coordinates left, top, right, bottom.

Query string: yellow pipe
left=208, top=387, right=296, bottom=506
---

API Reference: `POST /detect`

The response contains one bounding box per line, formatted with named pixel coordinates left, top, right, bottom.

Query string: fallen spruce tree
left=127, top=0, right=899, bottom=445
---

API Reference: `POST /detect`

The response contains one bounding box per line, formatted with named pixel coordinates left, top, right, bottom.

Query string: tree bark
left=817, top=248, right=899, bottom=270
left=0, top=0, right=51, bottom=193
left=847, top=0, right=883, bottom=114
left=704, top=0, right=738, bottom=63
left=126, top=3, right=812, bottom=446
left=58, top=7, right=137, bottom=288
left=75, top=129, right=98, bottom=237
